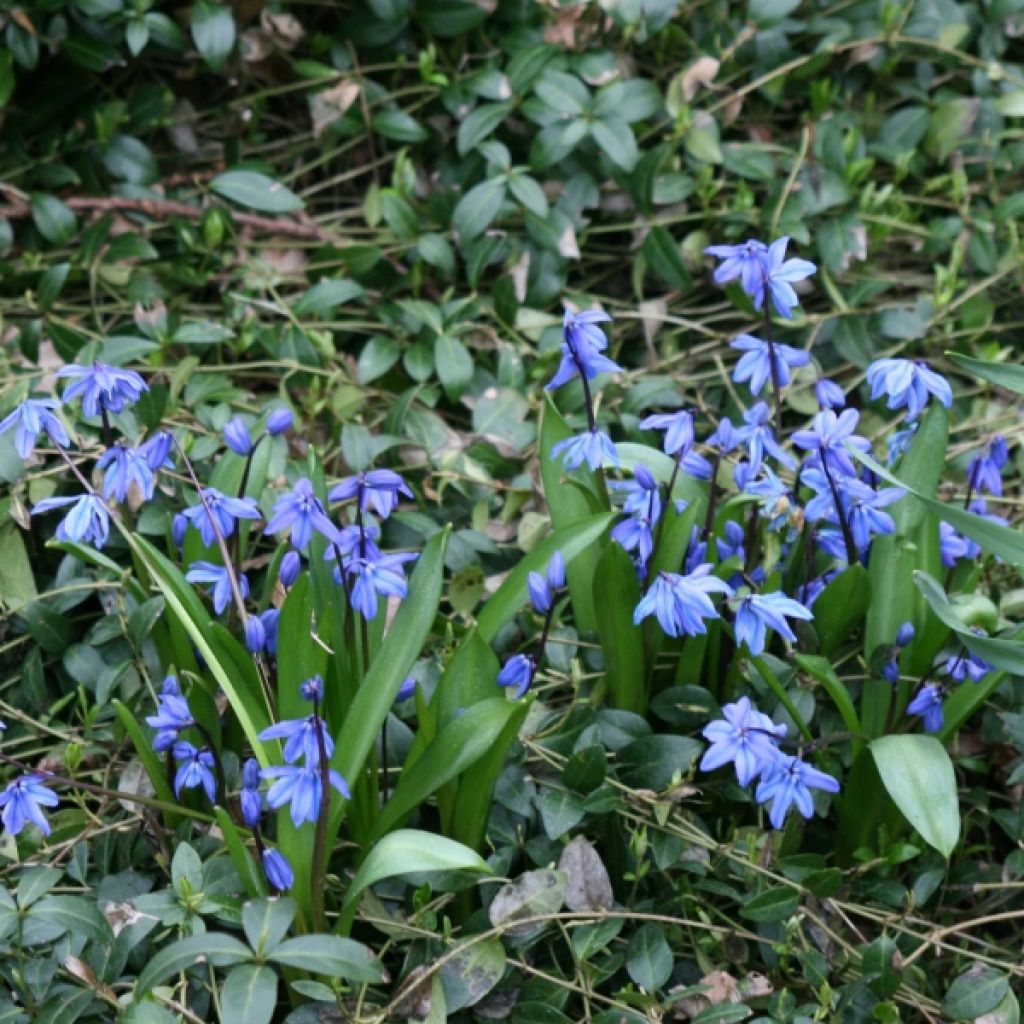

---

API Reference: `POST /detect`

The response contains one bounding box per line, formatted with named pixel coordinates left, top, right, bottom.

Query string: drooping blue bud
left=224, top=417, right=254, bottom=456
left=279, top=550, right=301, bottom=587
left=266, top=409, right=294, bottom=436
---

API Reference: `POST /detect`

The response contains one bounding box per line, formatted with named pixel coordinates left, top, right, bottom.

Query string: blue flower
left=145, top=676, right=194, bottom=752
left=300, top=675, right=324, bottom=703
left=895, top=622, right=916, bottom=647
left=32, top=493, right=111, bottom=549
left=182, top=488, right=261, bottom=547
left=939, top=521, right=969, bottom=568
left=964, top=499, right=1009, bottom=559
left=329, top=469, right=413, bottom=520
left=396, top=677, right=418, bottom=703
left=744, top=468, right=792, bottom=532
left=731, top=335, right=809, bottom=395
left=546, top=550, right=566, bottom=590
left=527, top=571, right=554, bottom=614
left=546, top=309, right=623, bottom=391
left=0, top=774, right=59, bottom=836
left=262, top=763, right=350, bottom=826
left=887, top=425, right=917, bottom=465
left=97, top=444, right=156, bottom=502
left=262, top=848, right=294, bottom=891
left=907, top=685, right=944, bottom=733
left=260, top=709, right=333, bottom=765
left=240, top=758, right=263, bottom=828
left=0, top=398, right=70, bottom=459
left=699, top=696, right=786, bottom=786
left=348, top=551, right=418, bottom=620
left=791, top=408, right=870, bottom=477
left=260, top=608, right=281, bottom=656
left=245, top=616, right=266, bottom=654
left=497, top=653, right=535, bottom=700
left=842, top=479, right=904, bottom=553
left=279, top=550, right=302, bottom=587
left=550, top=429, right=619, bottom=472
left=224, top=417, right=254, bottom=456
left=940, top=643, right=992, bottom=683
left=968, top=435, right=1008, bottom=497
left=633, top=565, right=734, bottom=638
left=736, top=402, right=794, bottom=474
left=186, top=561, right=249, bottom=615
left=755, top=754, right=839, bottom=828
left=140, top=431, right=174, bottom=471
left=639, top=410, right=695, bottom=457
left=172, top=513, right=188, bottom=548
left=716, top=520, right=746, bottom=563
left=755, top=237, right=817, bottom=318
left=707, top=417, right=739, bottom=455
left=57, top=362, right=148, bottom=417
left=266, top=409, right=294, bottom=436
left=704, top=239, right=768, bottom=296
left=866, top=358, right=953, bottom=422
left=265, top=478, right=339, bottom=550
left=815, top=378, right=845, bottom=409
left=733, top=591, right=813, bottom=655
left=610, top=510, right=657, bottom=566
left=172, top=742, right=217, bottom=803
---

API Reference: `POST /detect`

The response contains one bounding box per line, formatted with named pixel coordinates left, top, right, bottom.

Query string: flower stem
left=820, top=453, right=857, bottom=566
left=310, top=698, right=331, bottom=931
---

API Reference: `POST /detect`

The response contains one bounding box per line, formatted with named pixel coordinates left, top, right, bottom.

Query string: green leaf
left=594, top=543, right=645, bottom=713
left=191, top=0, right=235, bottom=69
left=0, top=522, right=37, bottom=610
left=372, top=109, right=428, bottom=142
left=642, top=227, right=691, bottom=290
left=533, top=70, right=588, bottom=114
left=453, top=177, right=507, bottom=242
left=862, top=405, right=948, bottom=734
left=434, top=334, right=474, bottom=397
left=368, top=699, right=523, bottom=843
left=135, top=934, right=252, bottom=995
left=293, top=278, right=363, bottom=316
left=215, top=808, right=267, bottom=899
left=26, top=895, right=111, bottom=945
left=508, top=173, right=548, bottom=217
left=242, top=898, right=295, bottom=955
left=870, top=734, right=960, bottom=856
left=458, top=102, right=514, bottom=155
left=327, top=529, right=449, bottom=840
left=476, top=512, right=614, bottom=644
left=810, top=563, right=870, bottom=656
left=627, top=923, right=673, bottom=991
left=618, top=734, right=702, bottom=790
left=440, top=937, right=506, bottom=1012
left=220, top=965, right=276, bottom=1024
left=31, top=194, right=77, bottom=245
left=996, top=92, right=1024, bottom=116
left=0, top=51, right=14, bottom=109
left=268, top=934, right=385, bottom=981
left=103, top=135, right=158, bottom=185
left=850, top=442, right=1024, bottom=568
left=740, top=887, right=801, bottom=922
left=947, top=351, right=1024, bottom=396
left=794, top=654, right=863, bottom=754
left=337, top=829, right=490, bottom=933
left=943, top=965, right=1010, bottom=1020
left=211, top=171, right=304, bottom=213
left=591, top=116, right=639, bottom=170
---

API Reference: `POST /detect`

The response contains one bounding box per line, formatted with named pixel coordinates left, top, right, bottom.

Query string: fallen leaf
left=309, top=81, right=361, bottom=138
left=559, top=836, right=613, bottom=911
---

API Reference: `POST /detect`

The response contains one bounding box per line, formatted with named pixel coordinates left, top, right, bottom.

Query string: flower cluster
left=699, top=698, right=839, bottom=829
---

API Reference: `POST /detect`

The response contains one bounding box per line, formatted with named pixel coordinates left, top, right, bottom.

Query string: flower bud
left=546, top=550, right=566, bottom=591
left=224, top=417, right=254, bottom=456
left=634, top=464, right=658, bottom=491
left=266, top=409, right=294, bottom=436
left=263, top=848, right=294, bottom=892
left=172, top=513, right=187, bottom=548
left=279, top=550, right=301, bottom=587
left=527, top=571, right=553, bottom=614
left=142, top=430, right=173, bottom=470
left=245, top=615, right=266, bottom=654
left=895, top=621, right=916, bottom=647
left=300, top=674, right=324, bottom=702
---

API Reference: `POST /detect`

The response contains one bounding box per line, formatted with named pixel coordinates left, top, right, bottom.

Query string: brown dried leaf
left=559, top=836, right=614, bottom=911
left=682, top=57, right=720, bottom=102
left=260, top=8, right=305, bottom=49
left=309, top=81, right=361, bottom=139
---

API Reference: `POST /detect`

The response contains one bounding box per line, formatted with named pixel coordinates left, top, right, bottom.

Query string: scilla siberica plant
left=0, top=231, right=1018, bottom=930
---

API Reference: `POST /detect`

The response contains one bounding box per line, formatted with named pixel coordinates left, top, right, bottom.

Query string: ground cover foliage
left=2, top=0, right=1024, bottom=1021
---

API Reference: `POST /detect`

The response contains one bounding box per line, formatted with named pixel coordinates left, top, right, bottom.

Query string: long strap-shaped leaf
left=127, top=534, right=277, bottom=765
left=325, top=527, right=450, bottom=841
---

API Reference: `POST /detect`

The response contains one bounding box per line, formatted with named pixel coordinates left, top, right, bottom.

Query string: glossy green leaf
left=870, top=734, right=960, bottom=856
left=337, top=829, right=490, bottom=933
left=191, top=0, right=235, bottom=69
left=368, top=698, right=523, bottom=843
left=453, top=176, right=506, bottom=242
left=268, top=934, right=385, bottom=981
left=135, top=933, right=252, bottom=995
left=327, top=529, right=449, bottom=840
left=947, top=351, right=1024, bottom=396
left=211, top=171, right=304, bottom=213
left=476, top=512, right=614, bottom=643
left=594, top=542, right=645, bottom=712
left=220, top=965, right=276, bottom=1024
